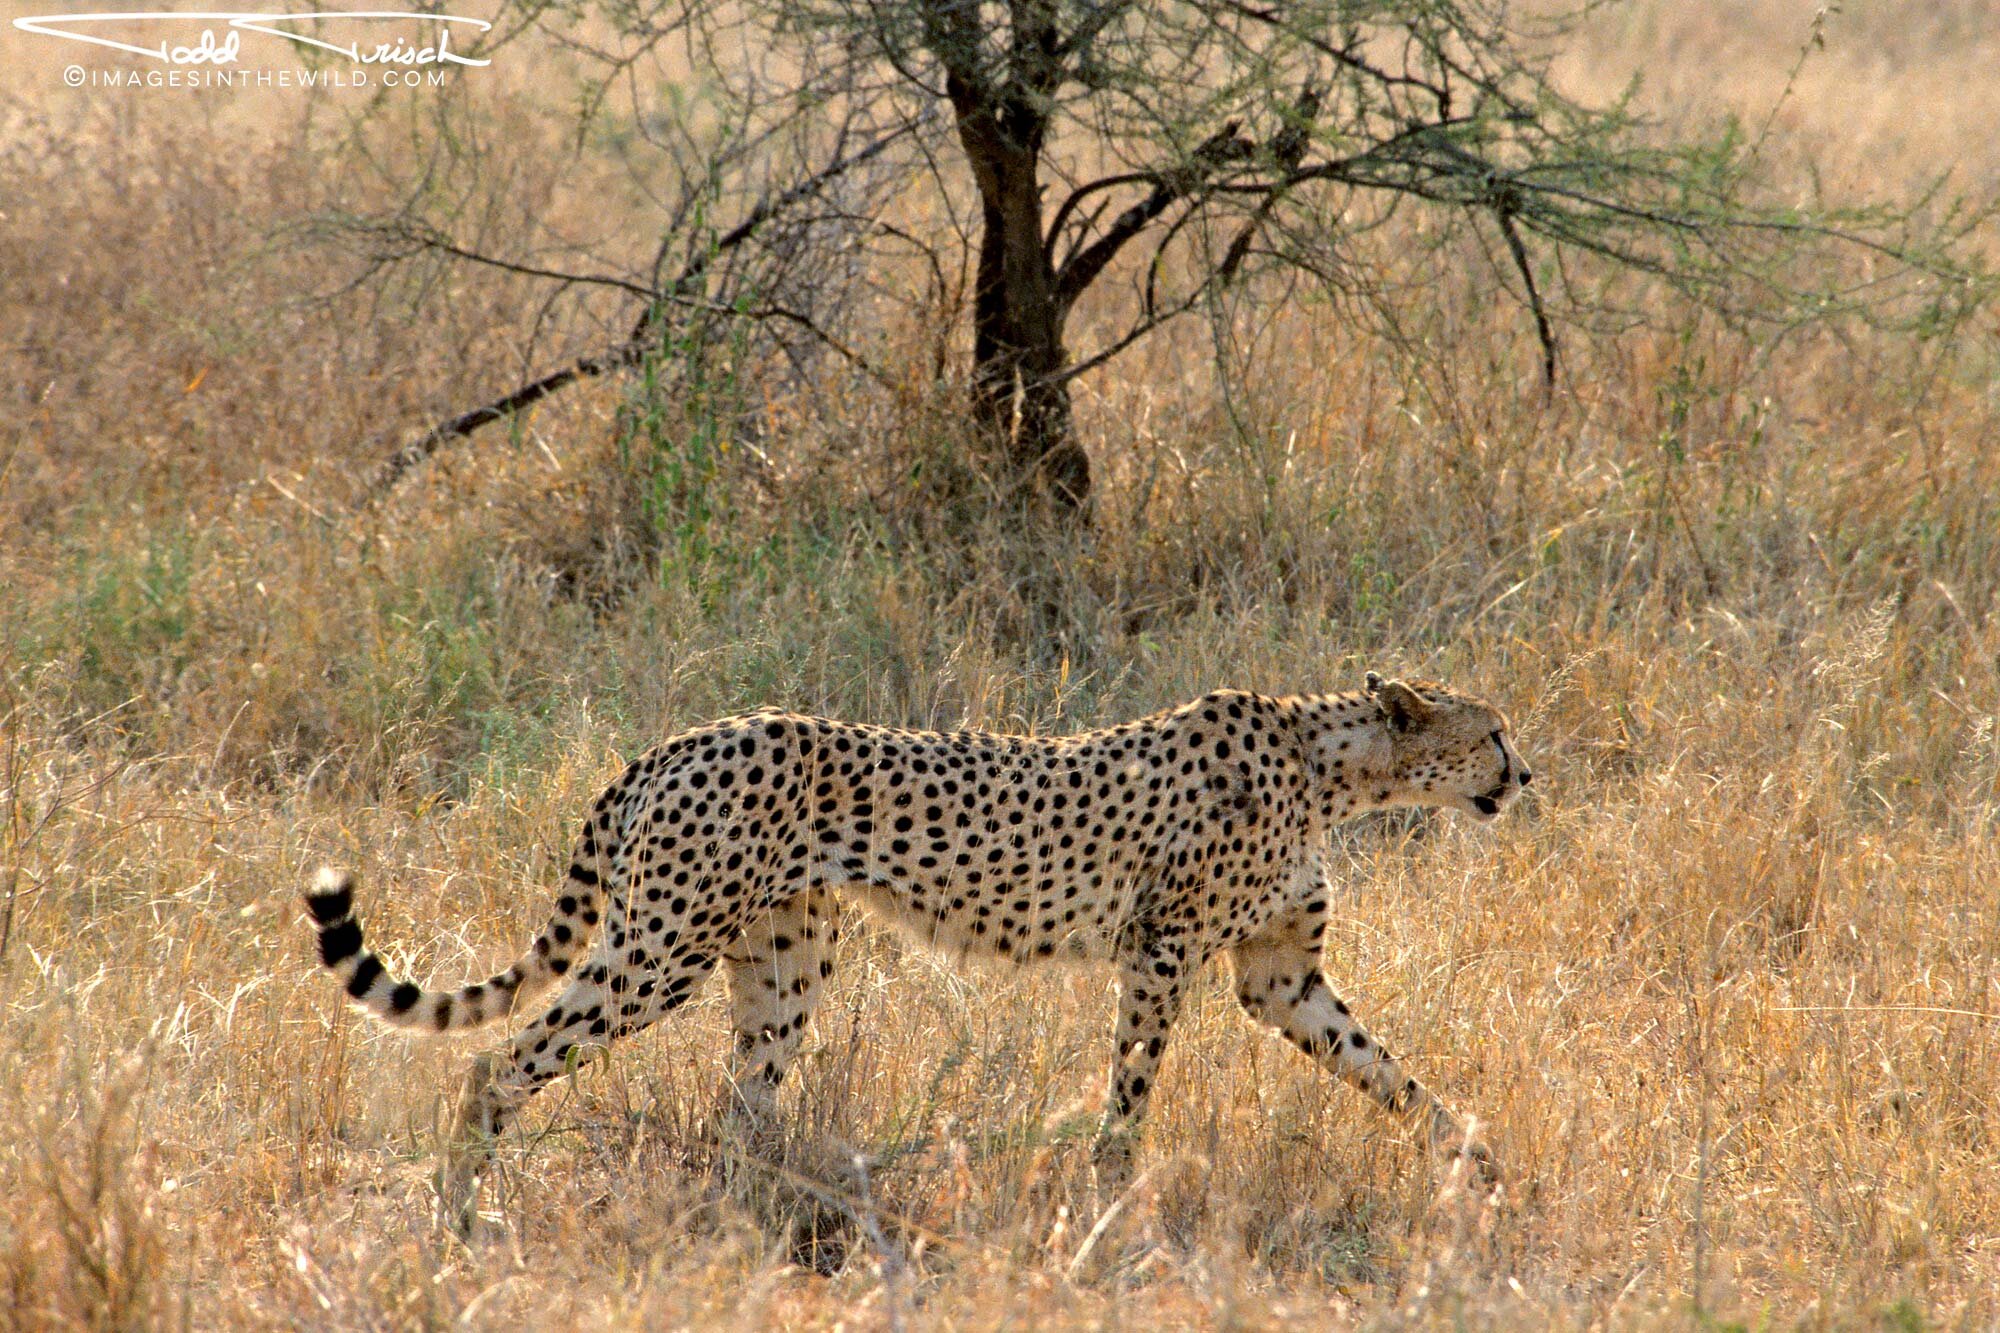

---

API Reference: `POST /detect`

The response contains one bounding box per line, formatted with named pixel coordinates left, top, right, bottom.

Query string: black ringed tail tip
left=306, top=867, right=355, bottom=923
left=301, top=860, right=577, bottom=1034
left=307, top=867, right=363, bottom=965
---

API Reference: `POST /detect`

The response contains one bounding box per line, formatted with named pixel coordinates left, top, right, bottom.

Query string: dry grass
left=5, top=2, right=2000, bottom=1327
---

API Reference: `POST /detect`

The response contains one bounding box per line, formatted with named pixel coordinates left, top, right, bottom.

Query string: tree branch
left=365, top=116, right=927, bottom=500
left=367, top=222, right=659, bottom=299
left=369, top=343, right=646, bottom=497
left=1044, top=169, right=1155, bottom=266
left=1216, top=0, right=1454, bottom=115
left=662, top=293, right=897, bottom=390
left=1497, top=205, right=1557, bottom=390
left=1055, top=121, right=1252, bottom=310
left=1047, top=287, right=1207, bottom=387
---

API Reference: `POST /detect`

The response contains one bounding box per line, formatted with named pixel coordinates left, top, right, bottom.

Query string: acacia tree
left=362, top=1, right=1984, bottom=513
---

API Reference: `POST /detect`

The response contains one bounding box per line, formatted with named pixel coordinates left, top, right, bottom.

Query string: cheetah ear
left=1374, top=678, right=1432, bottom=733
left=1363, top=670, right=1385, bottom=696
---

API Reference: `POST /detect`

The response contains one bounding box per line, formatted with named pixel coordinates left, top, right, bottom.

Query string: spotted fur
left=305, top=674, right=1530, bottom=1227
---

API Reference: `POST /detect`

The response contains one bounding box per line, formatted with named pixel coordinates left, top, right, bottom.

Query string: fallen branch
left=367, top=341, right=648, bottom=498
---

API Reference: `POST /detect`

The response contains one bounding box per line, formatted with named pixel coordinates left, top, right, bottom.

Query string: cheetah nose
left=1518, top=766, right=1532, bottom=787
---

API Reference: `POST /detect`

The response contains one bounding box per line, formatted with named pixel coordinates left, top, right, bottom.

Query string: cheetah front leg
left=1230, top=907, right=1495, bottom=1185
left=1094, top=931, right=1198, bottom=1182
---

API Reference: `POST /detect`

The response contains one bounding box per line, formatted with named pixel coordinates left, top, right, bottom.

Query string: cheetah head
left=1364, top=671, right=1532, bottom=822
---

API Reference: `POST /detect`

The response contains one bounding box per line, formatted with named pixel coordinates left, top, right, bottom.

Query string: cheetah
left=305, top=672, right=1530, bottom=1229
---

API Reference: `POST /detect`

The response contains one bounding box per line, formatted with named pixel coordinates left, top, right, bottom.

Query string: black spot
left=345, top=954, right=384, bottom=998
left=305, top=888, right=352, bottom=925
left=388, top=983, right=421, bottom=1014
left=317, top=919, right=362, bottom=966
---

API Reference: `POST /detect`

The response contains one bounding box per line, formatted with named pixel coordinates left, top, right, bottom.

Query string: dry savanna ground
left=3, top=1, right=1999, bottom=1327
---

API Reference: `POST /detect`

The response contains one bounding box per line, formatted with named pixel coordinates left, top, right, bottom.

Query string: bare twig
left=1497, top=206, right=1557, bottom=390
left=1055, top=121, right=1254, bottom=310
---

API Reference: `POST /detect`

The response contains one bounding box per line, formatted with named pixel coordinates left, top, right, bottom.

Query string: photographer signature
left=14, top=10, right=491, bottom=66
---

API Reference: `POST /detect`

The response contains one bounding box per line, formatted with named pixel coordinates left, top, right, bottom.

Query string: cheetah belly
left=814, top=842, right=1141, bottom=964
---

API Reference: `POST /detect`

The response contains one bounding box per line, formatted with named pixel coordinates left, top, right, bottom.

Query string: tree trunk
left=952, top=85, right=1091, bottom=513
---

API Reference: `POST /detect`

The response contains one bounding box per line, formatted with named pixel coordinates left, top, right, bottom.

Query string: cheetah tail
left=303, top=859, right=601, bottom=1033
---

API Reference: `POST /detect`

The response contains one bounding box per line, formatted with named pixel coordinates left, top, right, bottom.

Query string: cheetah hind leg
left=710, top=891, right=866, bottom=1272
left=435, top=968, right=702, bottom=1237
left=1427, top=1109, right=1501, bottom=1196
left=716, top=890, right=840, bottom=1136
left=438, top=1052, right=503, bottom=1236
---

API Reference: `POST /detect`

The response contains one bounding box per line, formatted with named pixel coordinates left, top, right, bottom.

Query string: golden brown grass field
left=4, top=1, right=1999, bottom=1327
